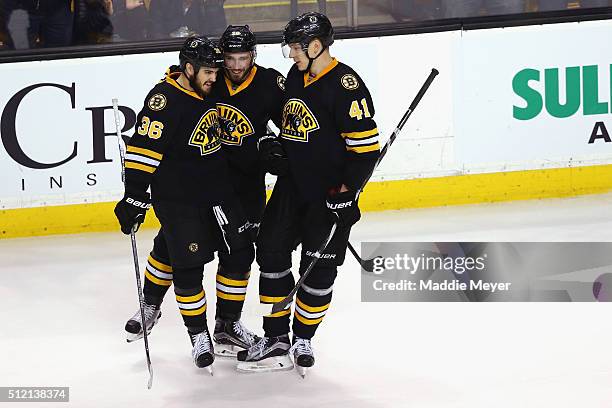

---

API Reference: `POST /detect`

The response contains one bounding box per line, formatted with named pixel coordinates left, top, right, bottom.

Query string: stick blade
left=361, top=256, right=383, bottom=273
left=147, top=367, right=153, bottom=389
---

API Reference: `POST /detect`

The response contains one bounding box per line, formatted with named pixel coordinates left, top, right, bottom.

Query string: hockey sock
left=259, top=268, right=295, bottom=337
left=292, top=266, right=336, bottom=339
left=143, top=253, right=173, bottom=306
left=215, top=265, right=250, bottom=321
left=175, top=285, right=207, bottom=332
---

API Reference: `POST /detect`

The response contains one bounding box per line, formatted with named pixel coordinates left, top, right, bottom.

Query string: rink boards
left=1, top=20, right=611, bottom=237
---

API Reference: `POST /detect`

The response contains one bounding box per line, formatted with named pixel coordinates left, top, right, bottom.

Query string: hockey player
left=122, top=26, right=288, bottom=359
left=236, top=12, right=381, bottom=376
left=114, top=36, right=254, bottom=372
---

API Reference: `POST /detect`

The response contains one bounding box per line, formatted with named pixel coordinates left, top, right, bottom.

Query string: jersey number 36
left=137, top=116, right=164, bottom=139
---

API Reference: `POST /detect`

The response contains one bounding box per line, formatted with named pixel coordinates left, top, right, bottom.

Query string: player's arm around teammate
left=115, top=36, right=250, bottom=373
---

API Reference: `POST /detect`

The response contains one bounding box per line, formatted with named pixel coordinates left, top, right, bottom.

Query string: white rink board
left=0, top=32, right=454, bottom=210
left=455, top=19, right=612, bottom=166
left=1, top=21, right=612, bottom=210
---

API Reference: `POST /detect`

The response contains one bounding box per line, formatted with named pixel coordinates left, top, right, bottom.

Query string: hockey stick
left=347, top=242, right=380, bottom=272
left=271, top=68, right=440, bottom=314
left=112, top=98, right=154, bottom=390
left=264, top=126, right=376, bottom=270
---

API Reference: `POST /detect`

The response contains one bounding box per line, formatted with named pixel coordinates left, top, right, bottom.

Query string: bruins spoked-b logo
left=148, top=93, right=167, bottom=111
left=281, top=98, right=320, bottom=142
left=341, top=74, right=359, bottom=90
left=189, top=109, right=222, bottom=155
left=217, top=103, right=254, bottom=146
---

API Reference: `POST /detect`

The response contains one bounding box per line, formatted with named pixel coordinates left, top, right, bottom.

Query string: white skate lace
left=289, top=337, right=313, bottom=357
left=194, top=331, right=212, bottom=355
left=250, top=337, right=268, bottom=358
left=233, top=321, right=256, bottom=345
left=131, top=303, right=157, bottom=327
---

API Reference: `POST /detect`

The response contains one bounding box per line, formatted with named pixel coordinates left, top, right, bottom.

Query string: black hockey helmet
left=282, top=12, right=334, bottom=55
left=219, top=25, right=257, bottom=53
left=179, top=36, right=224, bottom=72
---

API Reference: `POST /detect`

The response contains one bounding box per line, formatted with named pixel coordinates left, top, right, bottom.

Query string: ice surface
left=1, top=193, right=612, bottom=407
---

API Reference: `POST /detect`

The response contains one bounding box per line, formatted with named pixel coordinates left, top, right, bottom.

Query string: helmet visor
left=281, top=42, right=291, bottom=58
left=281, top=42, right=307, bottom=59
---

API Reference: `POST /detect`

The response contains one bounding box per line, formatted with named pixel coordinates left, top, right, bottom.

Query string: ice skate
left=190, top=330, right=214, bottom=375
left=236, top=334, right=294, bottom=373
left=124, top=302, right=161, bottom=343
left=290, top=337, right=314, bottom=378
left=213, top=319, right=261, bottom=358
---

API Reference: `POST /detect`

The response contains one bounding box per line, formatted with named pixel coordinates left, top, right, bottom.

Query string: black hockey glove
left=257, top=134, right=289, bottom=176
left=326, top=189, right=361, bottom=229
left=114, top=191, right=151, bottom=235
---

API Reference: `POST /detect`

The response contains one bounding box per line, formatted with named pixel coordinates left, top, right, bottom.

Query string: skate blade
left=126, top=332, right=143, bottom=343
left=125, top=315, right=160, bottom=343
left=214, top=343, right=240, bottom=358
left=195, top=362, right=214, bottom=376
left=125, top=325, right=154, bottom=343
left=236, top=355, right=294, bottom=374
left=296, top=366, right=308, bottom=379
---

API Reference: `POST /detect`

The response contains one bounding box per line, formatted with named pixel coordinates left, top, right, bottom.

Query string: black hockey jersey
left=213, top=64, right=285, bottom=190
left=125, top=72, right=234, bottom=206
left=280, top=58, right=380, bottom=201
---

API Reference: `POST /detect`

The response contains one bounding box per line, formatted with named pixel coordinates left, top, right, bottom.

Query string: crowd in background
left=1, top=0, right=610, bottom=51
left=0, top=0, right=227, bottom=49
left=392, top=0, right=610, bottom=20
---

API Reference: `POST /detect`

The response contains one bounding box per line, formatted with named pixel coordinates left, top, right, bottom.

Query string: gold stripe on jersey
left=259, top=295, right=287, bottom=304
left=148, top=256, right=172, bottom=272
left=296, top=298, right=330, bottom=313
left=126, top=146, right=163, bottom=161
left=145, top=270, right=172, bottom=286
left=347, top=143, right=381, bottom=154
left=125, top=162, right=156, bottom=173
left=266, top=309, right=291, bottom=318
left=341, top=128, right=379, bottom=140
left=216, top=290, right=246, bottom=301
left=304, top=58, right=339, bottom=88
left=165, top=73, right=203, bottom=100
left=225, top=66, right=257, bottom=96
